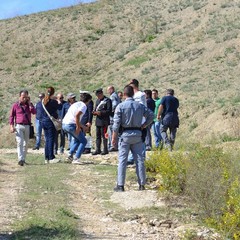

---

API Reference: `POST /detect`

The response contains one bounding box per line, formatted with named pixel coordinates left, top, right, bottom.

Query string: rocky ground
left=0, top=149, right=219, bottom=240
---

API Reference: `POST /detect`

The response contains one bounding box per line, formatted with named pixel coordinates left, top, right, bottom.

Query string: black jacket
left=94, top=96, right=112, bottom=126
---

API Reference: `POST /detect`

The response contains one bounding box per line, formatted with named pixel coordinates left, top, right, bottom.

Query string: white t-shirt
left=62, top=101, right=87, bottom=124
left=134, top=91, right=147, bottom=106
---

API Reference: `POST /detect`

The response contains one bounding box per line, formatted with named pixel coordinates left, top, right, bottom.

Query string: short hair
left=80, top=93, right=92, bottom=103
left=124, top=85, right=134, bottom=98
left=19, top=90, right=28, bottom=96
left=129, top=79, right=139, bottom=88
left=166, top=89, right=174, bottom=95
left=144, top=89, right=152, bottom=98
left=152, top=89, right=158, bottom=94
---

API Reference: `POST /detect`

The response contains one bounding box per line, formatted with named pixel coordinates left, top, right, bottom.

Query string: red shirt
left=9, top=102, right=36, bottom=125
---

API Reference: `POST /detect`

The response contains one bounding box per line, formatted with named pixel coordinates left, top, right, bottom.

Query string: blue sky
left=0, top=0, right=95, bottom=20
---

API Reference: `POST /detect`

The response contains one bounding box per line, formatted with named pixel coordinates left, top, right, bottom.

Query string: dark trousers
left=96, top=126, right=108, bottom=153
left=54, top=129, right=66, bottom=153
left=42, top=119, right=57, bottom=160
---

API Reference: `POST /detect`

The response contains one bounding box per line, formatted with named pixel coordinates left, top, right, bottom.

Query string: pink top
left=9, top=102, right=36, bottom=125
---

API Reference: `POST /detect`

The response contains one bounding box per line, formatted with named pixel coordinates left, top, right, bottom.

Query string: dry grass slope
left=0, top=0, right=240, bottom=147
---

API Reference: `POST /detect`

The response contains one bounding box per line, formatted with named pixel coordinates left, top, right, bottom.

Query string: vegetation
left=146, top=146, right=240, bottom=239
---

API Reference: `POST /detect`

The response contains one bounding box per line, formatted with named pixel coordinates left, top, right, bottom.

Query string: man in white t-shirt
left=62, top=93, right=92, bottom=164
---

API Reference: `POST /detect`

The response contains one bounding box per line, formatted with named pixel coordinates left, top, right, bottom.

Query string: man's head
left=19, top=90, right=29, bottom=104
left=129, top=79, right=139, bottom=90
left=94, top=88, right=104, bottom=100
left=107, top=86, right=115, bottom=95
left=57, top=93, right=64, bottom=102
left=67, top=92, right=76, bottom=104
left=123, top=85, right=134, bottom=98
left=118, top=91, right=123, bottom=100
left=38, top=93, right=45, bottom=100
left=152, top=89, right=158, bottom=100
left=166, top=89, right=174, bottom=96
left=144, top=89, right=152, bottom=99
left=80, top=93, right=92, bottom=104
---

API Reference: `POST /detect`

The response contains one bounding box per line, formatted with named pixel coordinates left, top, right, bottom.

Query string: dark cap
left=39, top=93, right=45, bottom=98
left=66, top=92, right=76, bottom=99
left=94, top=88, right=103, bottom=95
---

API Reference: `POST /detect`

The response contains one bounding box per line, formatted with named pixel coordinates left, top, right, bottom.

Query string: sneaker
left=18, top=160, right=24, bottom=166
left=139, top=185, right=145, bottom=191
left=45, top=160, right=49, bottom=164
left=49, top=159, right=60, bottom=164
left=114, top=185, right=125, bottom=192
left=66, top=155, right=73, bottom=163
left=72, top=159, right=82, bottom=165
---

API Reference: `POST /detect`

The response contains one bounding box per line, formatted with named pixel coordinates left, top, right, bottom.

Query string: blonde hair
left=43, top=87, right=55, bottom=105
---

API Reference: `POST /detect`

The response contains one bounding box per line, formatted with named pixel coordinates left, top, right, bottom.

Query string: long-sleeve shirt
left=112, top=97, right=154, bottom=137
left=9, top=102, right=36, bottom=125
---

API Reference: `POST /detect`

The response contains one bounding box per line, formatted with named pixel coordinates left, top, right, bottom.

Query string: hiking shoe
left=18, top=160, right=24, bottom=166
left=114, top=185, right=125, bottom=192
left=139, top=185, right=145, bottom=191
left=32, top=147, right=39, bottom=150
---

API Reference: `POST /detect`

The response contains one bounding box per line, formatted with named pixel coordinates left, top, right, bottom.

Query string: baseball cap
left=94, top=88, right=103, bottom=95
left=66, top=92, right=76, bottom=99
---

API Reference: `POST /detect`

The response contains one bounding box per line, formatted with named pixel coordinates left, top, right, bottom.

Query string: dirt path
left=0, top=149, right=204, bottom=240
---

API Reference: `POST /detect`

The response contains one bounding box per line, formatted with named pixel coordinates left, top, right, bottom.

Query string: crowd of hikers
left=9, top=79, right=179, bottom=191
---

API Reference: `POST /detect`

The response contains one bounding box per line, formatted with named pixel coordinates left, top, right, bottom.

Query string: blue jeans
left=118, top=136, right=146, bottom=186
left=152, top=121, right=162, bottom=148
left=35, top=118, right=43, bottom=148
left=62, top=124, right=87, bottom=159
left=42, top=119, right=56, bottom=160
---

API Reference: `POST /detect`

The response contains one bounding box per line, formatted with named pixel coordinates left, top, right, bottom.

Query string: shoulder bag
left=42, top=100, right=62, bottom=131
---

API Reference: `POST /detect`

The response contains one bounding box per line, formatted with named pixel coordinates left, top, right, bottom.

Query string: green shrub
left=146, top=149, right=188, bottom=193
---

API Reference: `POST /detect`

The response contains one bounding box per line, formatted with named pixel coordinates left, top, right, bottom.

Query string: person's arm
left=111, top=105, right=121, bottom=147
left=9, top=104, right=16, bottom=133
left=157, top=104, right=164, bottom=120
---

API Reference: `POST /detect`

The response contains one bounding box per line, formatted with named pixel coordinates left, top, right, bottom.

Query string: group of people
left=9, top=79, right=179, bottom=191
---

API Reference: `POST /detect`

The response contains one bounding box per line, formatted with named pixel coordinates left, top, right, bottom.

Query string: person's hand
left=86, top=122, right=91, bottom=127
left=76, top=125, right=82, bottom=134
left=92, top=111, right=101, bottom=116
left=10, top=125, right=15, bottom=133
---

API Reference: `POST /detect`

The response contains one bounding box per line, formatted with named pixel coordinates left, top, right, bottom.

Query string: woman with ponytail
left=39, top=87, right=60, bottom=163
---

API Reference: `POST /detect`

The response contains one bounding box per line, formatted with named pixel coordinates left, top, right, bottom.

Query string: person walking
left=33, top=93, right=45, bottom=150
left=39, top=87, right=60, bottom=163
left=9, top=90, right=36, bottom=166
left=92, top=88, right=112, bottom=155
left=152, top=89, right=162, bottom=148
left=62, top=92, right=92, bottom=164
left=112, top=85, right=154, bottom=191
left=107, top=85, right=120, bottom=151
left=157, top=89, right=179, bottom=151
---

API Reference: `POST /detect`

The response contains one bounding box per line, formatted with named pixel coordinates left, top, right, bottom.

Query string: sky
left=0, top=0, right=95, bottom=20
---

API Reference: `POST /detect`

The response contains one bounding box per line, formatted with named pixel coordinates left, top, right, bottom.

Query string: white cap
left=79, top=90, right=90, bottom=94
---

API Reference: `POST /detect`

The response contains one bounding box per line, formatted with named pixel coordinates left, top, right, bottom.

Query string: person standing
left=92, top=88, right=112, bottom=155
left=39, top=87, right=60, bottom=163
left=79, top=90, right=94, bottom=154
left=157, top=89, right=179, bottom=151
left=33, top=93, right=45, bottom=150
left=127, top=79, right=147, bottom=165
left=62, top=93, right=92, bottom=164
left=144, top=89, right=155, bottom=151
left=152, top=89, right=162, bottom=148
left=112, top=86, right=154, bottom=191
left=117, top=91, right=123, bottom=102
left=54, top=93, right=67, bottom=154
left=9, top=90, right=36, bottom=166
left=61, top=93, right=77, bottom=151
left=107, top=85, right=120, bottom=151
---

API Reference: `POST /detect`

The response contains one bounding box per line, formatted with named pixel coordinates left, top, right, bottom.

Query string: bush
left=146, top=149, right=188, bottom=193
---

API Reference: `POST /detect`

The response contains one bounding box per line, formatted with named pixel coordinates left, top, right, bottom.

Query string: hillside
left=0, top=0, right=240, bottom=147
